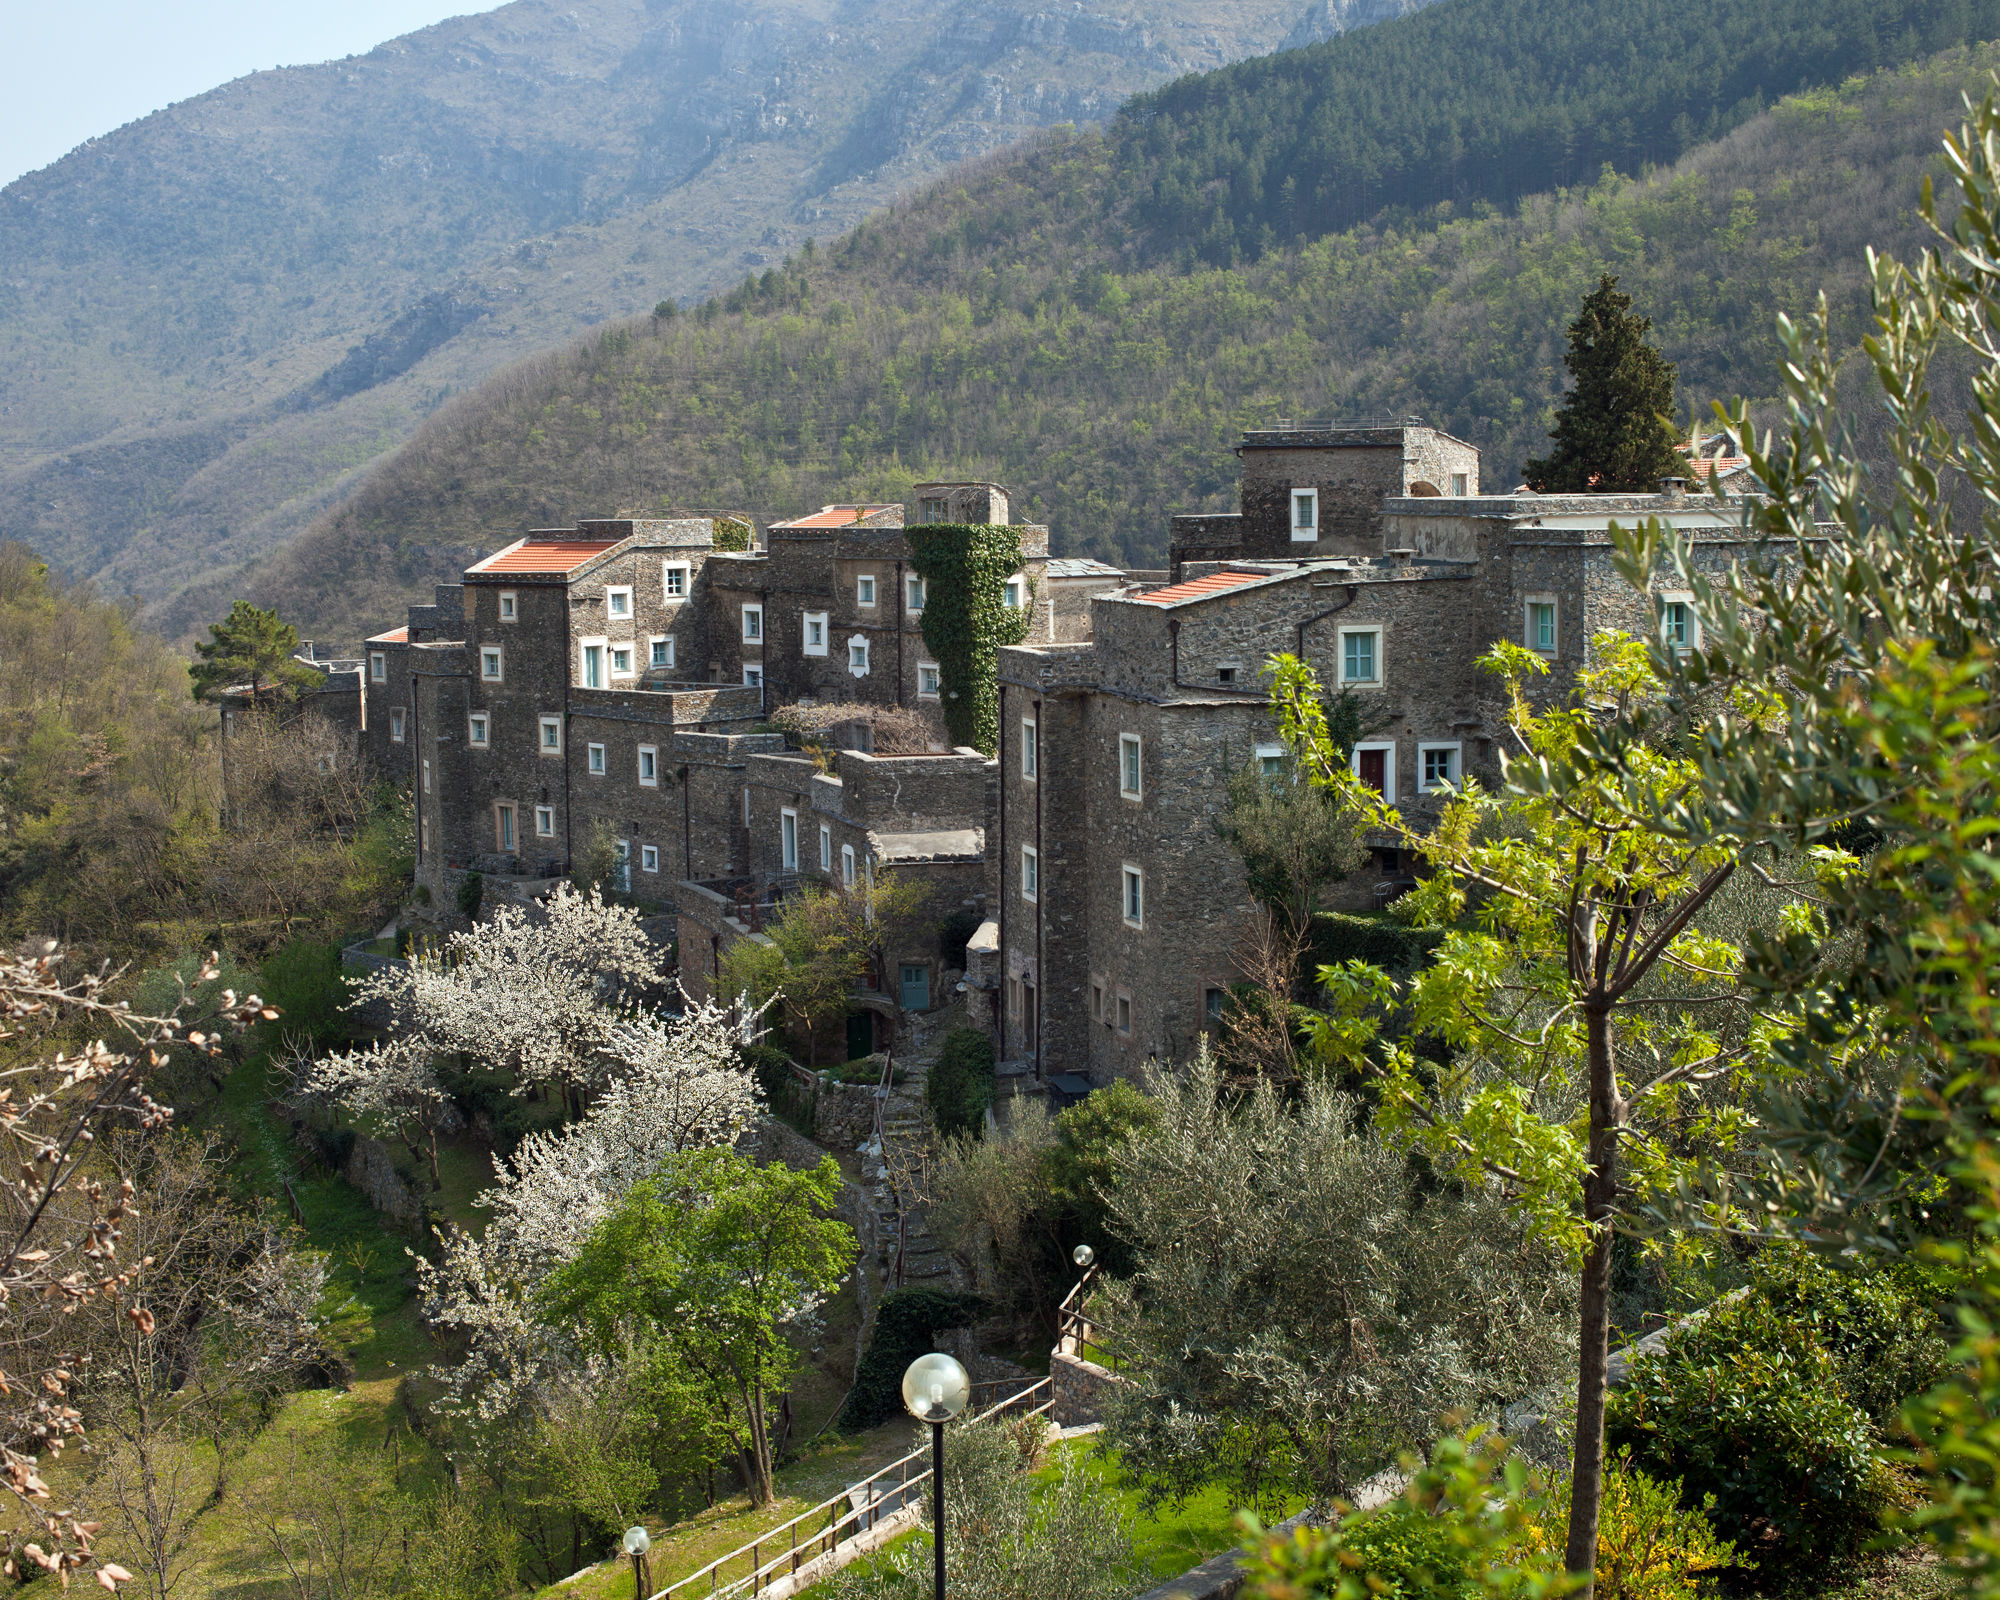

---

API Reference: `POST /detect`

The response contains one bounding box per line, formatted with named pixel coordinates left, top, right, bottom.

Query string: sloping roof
left=366, top=626, right=409, bottom=644
left=466, top=537, right=623, bottom=575
left=1045, top=557, right=1126, bottom=579
left=1134, top=570, right=1266, bottom=606
left=868, top=828, right=985, bottom=864
left=771, top=505, right=900, bottom=529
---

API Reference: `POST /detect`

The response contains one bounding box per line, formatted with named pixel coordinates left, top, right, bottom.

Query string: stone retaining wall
left=1050, top=1348, right=1121, bottom=1427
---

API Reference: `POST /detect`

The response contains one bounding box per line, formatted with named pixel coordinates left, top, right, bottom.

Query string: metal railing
left=653, top=1375, right=1054, bottom=1600
left=1054, top=1269, right=1122, bottom=1366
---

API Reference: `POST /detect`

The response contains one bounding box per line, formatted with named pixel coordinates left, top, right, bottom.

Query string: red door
left=1358, top=747, right=1386, bottom=794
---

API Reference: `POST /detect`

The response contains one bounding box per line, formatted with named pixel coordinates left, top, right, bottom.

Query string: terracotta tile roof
left=771, top=505, right=900, bottom=529
left=467, top=537, right=623, bottom=575
left=1134, top=570, right=1265, bottom=606
left=1686, top=456, right=1750, bottom=478
left=366, top=626, right=408, bottom=644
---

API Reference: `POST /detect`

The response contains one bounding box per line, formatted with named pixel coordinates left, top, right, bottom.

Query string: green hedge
left=927, top=1028, right=996, bottom=1140
left=1306, top=912, right=1443, bottom=977
left=837, top=1287, right=989, bottom=1432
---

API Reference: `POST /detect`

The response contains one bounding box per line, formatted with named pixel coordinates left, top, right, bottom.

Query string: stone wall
left=342, top=1136, right=425, bottom=1228
left=1049, top=1349, right=1122, bottom=1427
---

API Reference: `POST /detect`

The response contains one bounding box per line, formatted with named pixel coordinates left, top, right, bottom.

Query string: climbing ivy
left=906, top=524, right=1031, bottom=753
left=713, top=514, right=754, bottom=552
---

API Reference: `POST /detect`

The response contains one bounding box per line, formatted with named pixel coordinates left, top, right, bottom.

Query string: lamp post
left=622, top=1525, right=651, bottom=1600
left=901, top=1351, right=970, bottom=1600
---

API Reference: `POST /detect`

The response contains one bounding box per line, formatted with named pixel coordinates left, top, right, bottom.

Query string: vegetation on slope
left=252, top=46, right=1995, bottom=635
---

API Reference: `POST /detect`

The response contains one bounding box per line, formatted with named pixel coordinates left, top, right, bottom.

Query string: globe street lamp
left=902, top=1351, right=971, bottom=1600
left=622, top=1525, right=652, bottom=1600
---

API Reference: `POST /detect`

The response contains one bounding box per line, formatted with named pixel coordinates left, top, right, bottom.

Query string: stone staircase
left=851, top=1021, right=963, bottom=1296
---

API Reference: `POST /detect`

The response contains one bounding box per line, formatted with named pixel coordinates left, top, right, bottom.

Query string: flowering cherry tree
left=0, top=944, right=274, bottom=1590
left=292, top=1037, right=459, bottom=1191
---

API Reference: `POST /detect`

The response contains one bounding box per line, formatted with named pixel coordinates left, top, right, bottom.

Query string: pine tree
left=189, top=600, right=322, bottom=706
left=1523, top=275, right=1682, bottom=493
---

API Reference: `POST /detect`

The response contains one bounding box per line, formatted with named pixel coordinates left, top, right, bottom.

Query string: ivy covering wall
left=907, top=523, right=1031, bottom=753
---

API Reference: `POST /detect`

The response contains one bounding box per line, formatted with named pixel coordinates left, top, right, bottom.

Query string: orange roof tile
left=1135, top=571, right=1266, bottom=606
left=772, top=505, right=900, bottom=529
left=366, top=626, right=408, bottom=644
left=467, top=537, right=623, bottom=575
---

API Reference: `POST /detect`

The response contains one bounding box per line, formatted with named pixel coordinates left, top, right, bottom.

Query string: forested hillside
left=230, top=45, right=1996, bottom=638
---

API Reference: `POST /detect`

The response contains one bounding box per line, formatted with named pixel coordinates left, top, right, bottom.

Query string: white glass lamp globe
left=1072, top=1243, right=1095, bottom=1269
left=901, top=1352, right=971, bottom=1422
left=623, top=1527, right=651, bottom=1556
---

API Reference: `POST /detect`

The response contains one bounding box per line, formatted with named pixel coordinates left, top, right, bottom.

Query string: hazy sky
left=0, top=0, right=495, bottom=189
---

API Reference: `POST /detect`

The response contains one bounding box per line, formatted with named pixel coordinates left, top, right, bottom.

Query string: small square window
left=611, top=645, right=634, bottom=678
left=389, top=707, right=405, bottom=743
left=920, top=496, right=948, bottom=524
left=638, top=745, right=658, bottom=785
left=606, top=587, right=632, bottom=619
left=499, top=590, right=518, bottom=622
left=1118, top=733, right=1142, bottom=800
left=856, top=574, right=877, bottom=608
left=848, top=638, right=870, bottom=677
left=819, top=824, right=832, bottom=872
left=742, top=604, right=763, bottom=642
left=907, top=574, right=926, bottom=611
left=1420, top=743, right=1460, bottom=791
left=535, top=805, right=555, bottom=838
left=369, top=651, right=387, bottom=684
left=468, top=713, right=490, bottom=748
left=918, top=662, right=941, bottom=698
left=803, top=612, right=828, bottom=656
left=1002, top=576, right=1024, bottom=609
left=1255, top=743, right=1285, bottom=781
left=539, top=716, right=563, bottom=754
left=650, top=635, right=675, bottom=669
left=1291, top=487, right=1319, bottom=542
left=641, top=844, right=660, bottom=874
left=481, top=647, right=504, bottom=682
left=1217, top=664, right=1238, bottom=685
left=587, top=743, right=606, bottom=776
left=1116, top=991, right=1132, bottom=1034
left=1020, top=717, right=1038, bottom=780
left=743, top=664, right=764, bottom=688
left=1021, top=844, right=1039, bottom=903
left=841, top=844, right=856, bottom=887
left=1339, top=628, right=1380, bottom=686
left=1121, top=863, right=1144, bottom=928
left=663, top=562, right=689, bottom=599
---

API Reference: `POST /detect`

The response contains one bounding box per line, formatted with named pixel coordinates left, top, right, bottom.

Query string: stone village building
left=352, top=425, right=1761, bottom=1087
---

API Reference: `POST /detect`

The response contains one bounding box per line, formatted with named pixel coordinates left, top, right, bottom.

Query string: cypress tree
left=1523, top=275, right=1682, bottom=492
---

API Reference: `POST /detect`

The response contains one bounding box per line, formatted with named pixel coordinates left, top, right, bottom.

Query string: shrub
left=837, top=1287, right=988, bottom=1432
left=256, top=938, right=353, bottom=1050
left=1607, top=1293, right=1897, bottom=1579
left=457, top=870, right=484, bottom=921
left=745, top=1043, right=815, bottom=1136
left=937, top=908, right=982, bottom=967
left=928, top=1028, right=996, bottom=1140
left=1307, top=911, right=1444, bottom=977
left=1529, top=1461, right=1737, bottom=1600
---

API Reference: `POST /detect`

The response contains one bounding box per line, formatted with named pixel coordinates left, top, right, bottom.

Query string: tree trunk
left=1564, top=1003, right=1623, bottom=1597
left=426, top=1126, right=444, bottom=1193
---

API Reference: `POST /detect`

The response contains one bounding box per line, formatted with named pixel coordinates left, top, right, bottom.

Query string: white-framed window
left=1121, top=863, right=1144, bottom=929
left=1118, top=733, right=1143, bottom=800
left=1002, top=574, right=1025, bottom=609
left=610, top=643, right=634, bottom=678
left=1021, top=716, right=1038, bottom=780
left=1525, top=596, right=1559, bottom=656
left=742, top=603, right=763, bottom=643
left=369, top=651, right=387, bottom=684
left=841, top=843, right=856, bottom=887
left=587, top=742, right=606, bottom=776
left=535, top=805, right=555, bottom=838
left=539, top=715, right=563, bottom=755
left=1115, top=989, right=1133, bottom=1034
left=780, top=808, right=799, bottom=870
left=663, top=561, right=690, bottom=600
left=917, top=662, right=941, bottom=698
left=1338, top=626, right=1381, bottom=686
left=1351, top=740, right=1396, bottom=802
left=1450, top=472, right=1468, bottom=496
left=1021, top=844, right=1039, bottom=903
left=468, top=713, right=490, bottom=748
left=1419, top=742, right=1461, bottom=792
left=819, top=823, right=832, bottom=872
left=480, top=645, right=504, bottom=682
left=606, top=586, right=633, bottom=620
left=803, top=612, right=828, bottom=656
left=641, top=844, right=660, bottom=874
left=1255, top=742, right=1285, bottom=780
left=579, top=638, right=606, bottom=689
left=856, top=574, right=877, bottom=608
left=743, top=664, right=764, bottom=689
left=422, top=759, right=431, bottom=794
left=389, top=707, right=405, bottom=743
left=650, top=635, right=675, bottom=669
left=907, top=574, right=926, bottom=612
left=499, top=590, right=518, bottom=622
left=638, top=745, right=658, bottom=786
left=1291, top=486, right=1319, bottom=541
left=1660, top=593, right=1700, bottom=653
left=848, top=636, right=870, bottom=677
left=495, top=802, right=517, bottom=853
